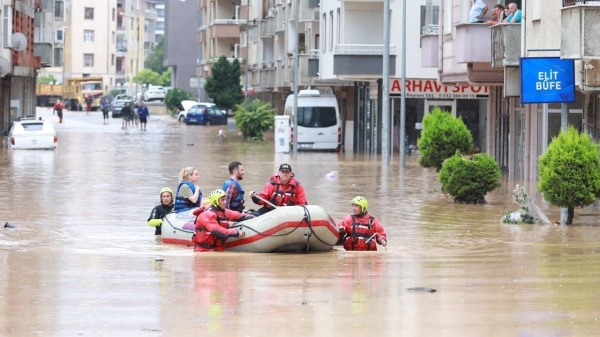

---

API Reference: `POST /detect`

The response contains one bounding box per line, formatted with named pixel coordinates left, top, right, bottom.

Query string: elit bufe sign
left=520, top=57, right=575, bottom=104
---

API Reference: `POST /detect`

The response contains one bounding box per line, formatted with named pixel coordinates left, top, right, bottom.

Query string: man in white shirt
left=469, top=0, right=488, bottom=23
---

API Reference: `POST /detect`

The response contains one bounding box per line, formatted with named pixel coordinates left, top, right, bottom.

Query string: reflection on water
left=1, top=108, right=600, bottom=335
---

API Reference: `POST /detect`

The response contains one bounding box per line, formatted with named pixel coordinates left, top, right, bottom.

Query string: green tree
left=133, top=69, right=162, bottom=86
left=144, top=36, right=167, bottom=74
left=37, top=75, right=56, bottom=84
left=159, top=67, right=172, bottom=86
left=204, top=56, right=243, bottom=110
left=233, top=99, right=275, bottom=140
left=439, top=152, right=501, bottom=204
left=165, top=88, right=194, bottom=115
left=538, top=127, right=600, bottom=225
left=417, top=107, right=473, bottom=171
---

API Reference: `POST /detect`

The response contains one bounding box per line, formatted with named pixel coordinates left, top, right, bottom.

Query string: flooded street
left=2, top=108, right=600, bottom=336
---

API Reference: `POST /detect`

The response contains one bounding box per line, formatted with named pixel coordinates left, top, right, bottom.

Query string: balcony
left=33, top=42, right=52, bottom=67
left=208, top=57, right=244, bottom=64
left=260, top=68, right=276, bottom=88
left=198, top=28, right=206, bottom=43
left=287, top=55, right=312, bottom=85
left=210, top=20, right=245, bottom=39
left=308, top=49, right=319, bottom=77
left=275, top=7, right=285, bottom=34
left=420, top=25, right=439, bottom=68
left=308, top=0, right=320, bottom=8
left=290, top=0, right=318, bottom=22
left=491, top=24, right=521, bottom=68
left=276, top=59, right=285, bottom=87
left=145, top=31, right=155, bottom=44
left=333, top=44, right=396, bottom=77
left=116, top=46, right=127, bottom=57
left=561, top=2, right=600, bottom=59
left=261, top=17, right=275, bottom=37
left=145, top=9, right=157, bottom=21
left=454, top=23, right=491, bottom=63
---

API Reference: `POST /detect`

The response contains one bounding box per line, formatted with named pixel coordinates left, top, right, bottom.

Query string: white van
left=284, top=90, right=341, bottom=151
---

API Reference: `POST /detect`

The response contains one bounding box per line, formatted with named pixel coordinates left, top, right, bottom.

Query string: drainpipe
left=437, top=0, right=444, bottom=82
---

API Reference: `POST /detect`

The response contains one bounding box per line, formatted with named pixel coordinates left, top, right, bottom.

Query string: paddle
left=252, top=192, right=279, bottom=209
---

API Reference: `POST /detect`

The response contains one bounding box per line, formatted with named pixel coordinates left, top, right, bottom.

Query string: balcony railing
left=491, top=24, right=521, bottom=67
left=261, top=17, right=275, bottom=37
left=213, top=19, right=247, bottom=25
left=334, top=44, right=397, bottom=55
left=563, top=0, right=595, bottom=5
left=561, top=3, right=600, bottom=59
left=421, top=24, right=439, bottom=35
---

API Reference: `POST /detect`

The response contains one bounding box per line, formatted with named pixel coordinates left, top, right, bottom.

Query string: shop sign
left=520, top=57, right=575, bottom=104
left=389, top=79, right=489, bottom=99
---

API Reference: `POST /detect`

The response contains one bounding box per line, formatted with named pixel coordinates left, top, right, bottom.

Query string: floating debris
left=4, top=222, right=14, bottom=228
left=155, top=256, right=164, bottom=262
left=406, top=287, right=436, bottom=293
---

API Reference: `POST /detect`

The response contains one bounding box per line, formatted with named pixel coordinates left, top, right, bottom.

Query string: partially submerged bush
left=439, top=152, right=501, bottom=203
left=417, top=107, right=473, bottom=171
left=165, top=88, right=194, bottom=115
left=233, top=99, right=275, bottom=140
left=538, top=127, right=600, bottom=224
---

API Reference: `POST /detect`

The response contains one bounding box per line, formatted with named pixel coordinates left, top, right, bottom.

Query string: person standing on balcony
left=503, top=3, right=522, bottom=23
left=486, top=4, right=504, bottom=26
left=469, top=0, right=488, bottom=23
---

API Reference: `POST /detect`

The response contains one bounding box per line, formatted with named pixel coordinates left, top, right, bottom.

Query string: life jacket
left=268, top=177, right=297, bottom=207
left=343, top=215, right=377, bottom=251
left=222, top=178, right=245, bottom=212
left=174, top=181, right=201, bottom=213
left=192, top=206, right=229, bottom=250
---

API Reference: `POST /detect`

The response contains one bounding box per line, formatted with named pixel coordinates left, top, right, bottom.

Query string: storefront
left=389, top=79, right=489, bottom=153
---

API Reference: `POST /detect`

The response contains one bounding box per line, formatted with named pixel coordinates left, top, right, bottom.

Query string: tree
left=204, top=56, right=243, bottom=110
left=233, top=99, right=275, bottom=140
left=37, top=75, right=56, bottom=84
left=538, top=127, right=600, bottom=225
left=165, top=88, right=194, bottom=115
left=133, top=69, right=162, bottom=86
left=145, top=36, right=167, bottom=74
left=159, top=67, right=172, bottom=87
left=417, top=107, right=473, bottom=171
left=439, top=152, right=500, bottom=204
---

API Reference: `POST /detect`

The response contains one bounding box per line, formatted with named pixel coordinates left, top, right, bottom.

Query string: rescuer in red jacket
left=192, top=189, right=254, bottom=252
left=249, top=163, right=307, bottom=215
left=338, top=196, right=387, bottom=251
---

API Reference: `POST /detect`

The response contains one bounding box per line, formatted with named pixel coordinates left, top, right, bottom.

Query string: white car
left=177, top=100, right=215, bottom=122
left=5, top=117, right=57, bottom=150
left=143, top=86, right=166, bottom=102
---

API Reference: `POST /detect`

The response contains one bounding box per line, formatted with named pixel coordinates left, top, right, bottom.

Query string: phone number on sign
left=406, top=93, right=480, bottom=99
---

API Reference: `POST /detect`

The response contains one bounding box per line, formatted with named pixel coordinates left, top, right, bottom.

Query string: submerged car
left=5, top=117, right=57, bottom=150
left=177, top=100, right=202, bottom=122
left=111, top=96, right=134, bottom=118
left=185, top=104, right=227, bottom=125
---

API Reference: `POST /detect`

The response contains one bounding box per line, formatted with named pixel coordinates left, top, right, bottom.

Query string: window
left=336, top=8, right=340, bottom=46
left=111, top=54, right=115, bottom=66
left=22, top=123, right=44, bottom=131
left=157, top=8, right=165, bottom=17
left=55, top=29, right=64, bottom=43
left=322, top=14, right=326, bottom=52
left=112, top=8, right=116, bottom=21
left=54, top=0, right=64, bottom=19
left=156, top=21, right=164, bottom=31
left=53, top=48, right=63, bottom=67
left=82, top=83, right=102, bottom=90
left=420, top=5, right=439, bottom=34
left=3, top=5, right=13, bottom=47
left=111, top=31, right=115, bottom=43
left=298, top=107, right=338, bottom=128
left=329, top=11, right=333, bottom=51
left=84, top=54, right=94, bottom=67
left=84, top=30, right=94, bottom=43
left=84, top=8, right=94, bottom=20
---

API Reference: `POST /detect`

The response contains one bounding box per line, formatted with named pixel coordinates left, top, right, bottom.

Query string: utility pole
left=381, top=0, right=390, bottom=165
left=399, top=0, right=407, bottom=167
left=292, top=0, right=299, bottom=155
left=244, top=0, right=250, bottom=102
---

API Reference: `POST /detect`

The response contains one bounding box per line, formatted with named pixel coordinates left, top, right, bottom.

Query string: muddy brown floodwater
left=1, top=108, right=600, bottom=336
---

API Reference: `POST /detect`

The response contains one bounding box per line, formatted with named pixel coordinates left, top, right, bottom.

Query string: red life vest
left=192, top=206, right=229, bottom=251
left=343, top=215, right=377, bottom=251
left=269, top=179, right=297, bottom=207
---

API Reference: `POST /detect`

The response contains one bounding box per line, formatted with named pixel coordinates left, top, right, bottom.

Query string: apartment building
left=144, top=0, right=159, bottom=58
left=117, top=0, right=145, bottom=93
left=424, top=0, right=600, bottom=180
left=164, top=0, right=199, bottom=96
left=0, top=0, right=43, bottom=133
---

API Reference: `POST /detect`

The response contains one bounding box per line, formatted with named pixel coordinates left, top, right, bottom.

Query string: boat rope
left=235, top=217, right=306, bottom=237
left=300, top=205, right=332, bottom=246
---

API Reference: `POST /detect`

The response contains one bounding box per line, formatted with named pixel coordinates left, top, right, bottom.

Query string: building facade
left=0, top=0, right=43, bottom=134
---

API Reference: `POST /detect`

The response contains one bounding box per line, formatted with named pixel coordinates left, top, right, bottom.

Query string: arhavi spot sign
left=520, top=57, right=575, bottom=104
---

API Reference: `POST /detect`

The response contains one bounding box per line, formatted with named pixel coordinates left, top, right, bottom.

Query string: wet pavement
left=1, top=107, right=600, bottom=336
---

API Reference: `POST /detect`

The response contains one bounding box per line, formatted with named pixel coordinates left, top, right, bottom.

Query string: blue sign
left=520, top=57, right=576, bottom=104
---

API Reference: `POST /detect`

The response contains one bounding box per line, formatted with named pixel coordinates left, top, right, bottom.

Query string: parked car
left=185, top=104, right=227, bottom=125
left=111, top=96, right=135, bottom=118
left=143, top=86, right=166, bottom=102
left=177, top=100, right=202, bottom=122
left=4, top=117, right=57, bottom=150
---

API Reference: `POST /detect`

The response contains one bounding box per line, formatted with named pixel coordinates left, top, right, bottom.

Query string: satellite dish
left=10, top=33, right=27, bottom=52
left=0, top=57, right=9, bottom=77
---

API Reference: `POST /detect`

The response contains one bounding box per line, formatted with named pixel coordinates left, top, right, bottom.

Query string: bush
left=439, top=152, right=501, bottom=203
left=417, top=107, right=473, bottom=171
left=233, top=99, right=275, bottom=140
left=165, top=88, right=194, bottom=115
left=538, top=127, right=600, bottom=224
